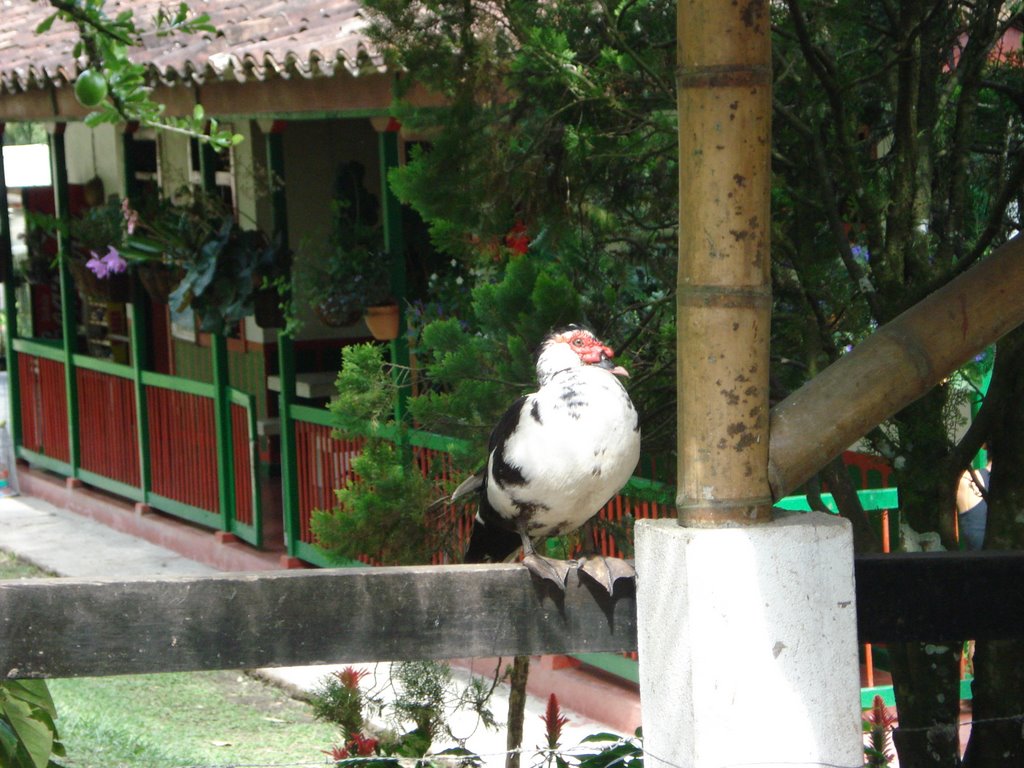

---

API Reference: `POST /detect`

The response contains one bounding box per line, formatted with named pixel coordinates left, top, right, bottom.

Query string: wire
left=122, top=711, right=1024, bottom=768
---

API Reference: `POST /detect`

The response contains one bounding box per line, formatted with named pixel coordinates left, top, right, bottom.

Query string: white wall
left=63, top=123, right=123, bottom=202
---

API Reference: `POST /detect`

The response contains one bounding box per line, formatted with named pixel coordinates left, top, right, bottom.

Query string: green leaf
left=0, top=718, right=20, bottom=765
left=193, top=104, right=205, bottom=122
left=35, top=13, right=58, bottom=34
left=579, top=733, right=622, bottom=743
left=1, top=696, right=53, bottom=768
left=3, top=681, right=56, bottom=720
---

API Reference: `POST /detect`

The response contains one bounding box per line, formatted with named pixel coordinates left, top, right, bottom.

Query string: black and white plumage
left=460, top=326, right=641, bottom=591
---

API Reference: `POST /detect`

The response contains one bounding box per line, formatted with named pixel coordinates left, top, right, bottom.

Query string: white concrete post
left=636, top=513, right=864, bottom=768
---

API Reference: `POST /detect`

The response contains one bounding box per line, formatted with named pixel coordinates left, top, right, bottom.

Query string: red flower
left=863, top=694, right=897, bottom=766
left=349, top=732, right=379, bottom=756
left=505, top=221, right=530, bottom=255
left=325, top=733, right=379, bottom=764
left=335, top=666, right=369, bottom=690
left=326, top=744, right=350, bottom=760
left=541, top=693, right=569, bottom=749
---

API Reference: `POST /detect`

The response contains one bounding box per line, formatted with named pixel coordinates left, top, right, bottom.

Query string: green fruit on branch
left=74, top=69, right=108, bottom=108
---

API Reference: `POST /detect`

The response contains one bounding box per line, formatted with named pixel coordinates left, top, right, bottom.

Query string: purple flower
left=86, top=246, right=128, bottom=280
left=850, top=245, right=870, bottom=263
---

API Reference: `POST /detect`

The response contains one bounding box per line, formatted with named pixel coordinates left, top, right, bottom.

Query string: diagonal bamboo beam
left=768, top=234, right=1024, bottom=498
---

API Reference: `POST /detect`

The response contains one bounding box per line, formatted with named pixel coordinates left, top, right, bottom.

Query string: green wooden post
left=123, top=126, right=152, bottom=499
left=199, top=138, right=234, bottom=532
left=211, top=333, right=233, bottom=532
left=278, top=334, right=300, bottom=555
left=200, top=140, right=219, bottom=192
left=0, top=123, right=21, bottom=445
left=51, top=126, right=81, bottom=477
left=266, top=121, right=300, bottom=556
left=267, top=121, right=289, bottom=247
left=377, top=124, right=410, bottom=433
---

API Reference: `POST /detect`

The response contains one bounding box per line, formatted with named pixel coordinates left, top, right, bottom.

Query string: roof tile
left=0, top=0, right=384, bottom=94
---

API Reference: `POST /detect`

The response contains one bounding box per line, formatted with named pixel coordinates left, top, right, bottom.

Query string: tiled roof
left=0, top=0, right=385, bottom=95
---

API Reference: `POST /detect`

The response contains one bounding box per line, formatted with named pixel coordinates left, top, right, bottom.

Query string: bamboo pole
left=768, top=234, right=1024, bottom=499
left=676, top=0, right=773, bottom=526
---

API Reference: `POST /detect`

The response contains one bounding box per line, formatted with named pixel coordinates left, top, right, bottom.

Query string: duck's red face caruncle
left=558, top=328, right=629, bottom=377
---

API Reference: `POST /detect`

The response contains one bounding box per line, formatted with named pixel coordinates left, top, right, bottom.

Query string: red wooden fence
left=76, top=368, right=140, bottom=487
left=231, top=401, right=254, bottom=527
left=145, top=385, right=219, bottom=512
left=293, top=421, right=363, bottom=546
left=17, top=353, right=69, bottom=463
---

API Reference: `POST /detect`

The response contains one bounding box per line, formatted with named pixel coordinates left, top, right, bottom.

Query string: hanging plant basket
left=137, top=262, right=185, bottom=304
left=365, top=302, right=400, bottom=341
left=66, top=258, right=131, bottom=303
left=315, top=295, right=362, bottom=328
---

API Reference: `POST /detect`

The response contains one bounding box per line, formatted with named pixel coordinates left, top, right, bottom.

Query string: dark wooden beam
left=6, top=552, right=1024, bottom=680
left=0, top=564, right=637, bottom=679
left=854, top=550, right=1024, bottom=643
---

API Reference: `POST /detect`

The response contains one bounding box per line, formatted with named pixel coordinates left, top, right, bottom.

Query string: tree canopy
left=356, top=2, right=1024, bottom=764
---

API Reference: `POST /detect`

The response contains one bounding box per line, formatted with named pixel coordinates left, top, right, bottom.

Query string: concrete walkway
left=0, top=492, right=632, bottom=766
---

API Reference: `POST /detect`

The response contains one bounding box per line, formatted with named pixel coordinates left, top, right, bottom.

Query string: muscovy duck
left=458, top=326, right=641, bottom=592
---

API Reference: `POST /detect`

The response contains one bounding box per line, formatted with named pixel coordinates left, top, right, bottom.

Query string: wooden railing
left=12, top=339, right=262, bottom=547
left=77, top=365, right=140, bottom=488
left=15, top=344, right=70, bottom=466
left=2, top=551, right=1022, bottom=680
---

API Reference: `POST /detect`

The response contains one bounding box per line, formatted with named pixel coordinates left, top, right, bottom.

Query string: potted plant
left=290, top=162, right=396, bottom=337
left=121, top=190, right=290, bottom=333
left=294, top=232, right=392, bottom=329
left=29, top=198, right=132, bottom=302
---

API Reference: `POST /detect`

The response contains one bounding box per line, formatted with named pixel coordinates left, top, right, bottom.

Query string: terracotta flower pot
left=364, top=303, right=400, bottom=341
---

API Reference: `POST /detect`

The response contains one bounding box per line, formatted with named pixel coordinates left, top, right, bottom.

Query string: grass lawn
left=0, top=549, right=342, bottom=768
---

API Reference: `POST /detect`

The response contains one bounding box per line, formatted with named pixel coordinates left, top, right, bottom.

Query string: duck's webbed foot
left=578, top=555, right=635, bottom=593
left=521, top=553, right=573, bottom=589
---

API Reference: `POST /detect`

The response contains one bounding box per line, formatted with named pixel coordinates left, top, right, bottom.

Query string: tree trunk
left=888, top=642, right=963, bottom=768
left=964, top=640, right=1024, bottom=767
left=767, top=237, right=1024, bottom=768
left=963, top=325, right=1024, bottom=766
left=504, top=655, right=530, bottom=768
left=820, top=457, right=880, bottom=553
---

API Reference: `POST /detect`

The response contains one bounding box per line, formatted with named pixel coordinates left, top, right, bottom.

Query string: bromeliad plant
left=121, top=191, right=289, bottom=333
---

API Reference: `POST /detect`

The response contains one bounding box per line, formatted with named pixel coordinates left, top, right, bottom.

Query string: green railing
left=12, top=336, right=262, bottom=547
left=277, top=396, right=906, bottom=707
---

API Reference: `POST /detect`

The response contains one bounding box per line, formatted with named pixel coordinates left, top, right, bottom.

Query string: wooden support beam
left=4, top=552, right=1024, bottom=680
left=853, top=550, right=1024, bottom=643
left=0, top=565, right=638, bottom=679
